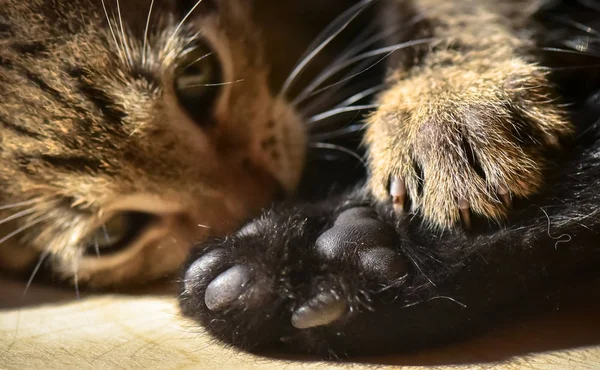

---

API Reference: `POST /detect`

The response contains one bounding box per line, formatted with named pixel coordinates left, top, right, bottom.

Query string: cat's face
left=0, top=0, right=308, bottom=286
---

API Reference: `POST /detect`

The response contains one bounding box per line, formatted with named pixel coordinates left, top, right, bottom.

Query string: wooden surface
left=2, top=276, right=600, bottom=370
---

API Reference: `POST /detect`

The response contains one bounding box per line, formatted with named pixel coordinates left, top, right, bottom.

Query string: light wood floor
left=2, top=276, right=600, bottom=370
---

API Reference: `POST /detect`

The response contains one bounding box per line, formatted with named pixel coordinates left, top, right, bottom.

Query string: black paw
left=179, top=206, right=408, bottom=354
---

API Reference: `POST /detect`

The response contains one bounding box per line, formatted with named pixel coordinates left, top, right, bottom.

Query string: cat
left=2, top=0, right=600, bottom=359
left=0, top=0, right=344, bottom=287
left=179, top=0, right=600, bottom=357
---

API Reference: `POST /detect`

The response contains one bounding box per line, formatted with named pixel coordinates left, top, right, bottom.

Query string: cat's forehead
left=100, top=0, right=206, bottom=33
left=13, top=0, right=223, bottom=36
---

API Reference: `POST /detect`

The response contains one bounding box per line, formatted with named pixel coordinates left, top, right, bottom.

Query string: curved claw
left=390, top=177, right=406, bottom=215
left=498, top=186, right=511, bottom=208
left=458, top=198, right=471, bottom=230
left=291, top=291, right=347, bottom=329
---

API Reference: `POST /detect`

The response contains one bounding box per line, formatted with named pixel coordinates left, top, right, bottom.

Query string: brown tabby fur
left=367, top=0, right=571, bottom=229
left=0, top=0, right=306, bottom=286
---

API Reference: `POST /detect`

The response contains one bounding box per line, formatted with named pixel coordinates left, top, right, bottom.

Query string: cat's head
left=0, top=0, right=309, bottom=286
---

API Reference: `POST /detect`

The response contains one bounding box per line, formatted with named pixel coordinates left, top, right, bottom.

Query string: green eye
left=175, top=53, right=214, bottom=92
left=95, top=213, right=129, bottom=248
left=174, top=45, right=222, bottom=123
left=84, top=212, right=153, bottom=257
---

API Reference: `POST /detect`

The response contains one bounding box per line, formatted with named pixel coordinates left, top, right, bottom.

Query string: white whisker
left=297, top=56, right=387, bottom=107
left=428, top=295, right=467, bottom=308
left=308, top=104, right=379, bottom=125
left=300, top=61, right=379, bottom=116
left=543, top=64, right=600, bottom=71
left=279, top=0, right=376, bottom=98
left=339, top=20, right=380, bottom=56
left=101, top=0, right=125, bottom=63
left=23, top=251, right=51, bottom=297
left=310, top=142, right=366, bottom=167
left=142, top=0, right=156, bottom=65
left=181, top=51, right=214, bottom=70
left=102, top=224, right=110, bottom=243
left=539, top=47, right=595, bottom=56
left=317, top=16, right=380, bottom=73
left=9, top=249, right=50, bottom=351
left=0, top=198, right=43, bottom=211
left=0, top=215, right=50, bottom=246
left=116, top=0, right=134, bottom=67
left=0, top=207, right=37, bottom=227
left=310, top=124, right=365, bottom=141
left=335, top=84, right=385, bottom=108
left=94, top=235, right=100, bottom=258
left=73, top=259, right=81, bottom=301
left=168, top=0, right=204, bottom=50
left=549, top=15, right=600, bottom=36
left=317, top=20, right=404, bottom=82
left=299, top=25, right=385, bottom=116
left=180, top=79, right=245, bottom=89
left=294, top=12, right=430, bottom=106
left=341, top=12, right=428, bottom=58
left=295, top=38, right=438, bottom=105
left=299, top=0, right=376, bottom=64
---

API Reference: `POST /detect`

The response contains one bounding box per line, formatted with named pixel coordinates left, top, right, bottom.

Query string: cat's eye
left=174, top=45, right=223, bottom=123
left=83, top=212, right=154, bottom=257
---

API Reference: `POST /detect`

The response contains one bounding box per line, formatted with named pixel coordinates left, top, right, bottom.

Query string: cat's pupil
left=174, top=46, right=222, bottom=124
left=96, top=213, right=129, bottom=248
left=83, top=212, right=154, bottom=257
left=177, top=64, right=211, bottom=89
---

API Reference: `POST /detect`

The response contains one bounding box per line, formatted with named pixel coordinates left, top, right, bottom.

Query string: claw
left=498, top=186, right=511, bottom=207
left=458, top=198, right=471, bottom=230
left=390, top=177, right=406, bottom=215
left=291, top=291, right=347, bottom=329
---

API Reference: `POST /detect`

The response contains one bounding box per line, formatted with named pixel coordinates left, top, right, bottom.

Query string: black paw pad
left=315, top=207, right=407, bottom=280
left=358, top=246, right=407, bottom=281
left=291, top=291, right=347, bottom=329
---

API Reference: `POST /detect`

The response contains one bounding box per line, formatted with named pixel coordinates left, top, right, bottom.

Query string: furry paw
left=179, top=206, right=407, bottom=354
left=366, top=60, right=572, bottom=229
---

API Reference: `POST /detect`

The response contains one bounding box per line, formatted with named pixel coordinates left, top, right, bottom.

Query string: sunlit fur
left=366, top=0, right=572, bottom=230
left=178, top=0, right=600, bottom=358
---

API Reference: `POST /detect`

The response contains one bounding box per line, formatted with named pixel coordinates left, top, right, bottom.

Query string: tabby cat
left=0, top=0, right=322, bottom=286
left=2, top=0, right=600, bottom=358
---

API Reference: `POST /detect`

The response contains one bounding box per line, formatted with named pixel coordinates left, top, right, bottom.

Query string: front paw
left=179, top=206, right=407, bottom=355
left=366, top=60, right=572, bottom=229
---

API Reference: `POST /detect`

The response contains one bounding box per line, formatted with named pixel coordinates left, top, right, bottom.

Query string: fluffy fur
left=367, top=0, right=572, bottom=230
left=179, top=0, right=600, bottom=358
left=2, top=0, right=600, bottom=359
